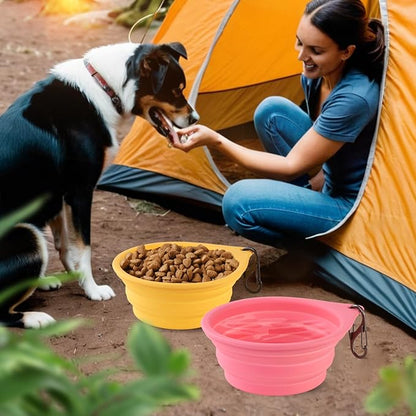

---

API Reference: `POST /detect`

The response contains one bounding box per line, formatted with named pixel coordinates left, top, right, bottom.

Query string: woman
left=173, top=0, right=385, bottom=249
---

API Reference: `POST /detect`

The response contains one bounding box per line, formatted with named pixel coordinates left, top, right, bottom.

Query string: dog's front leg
left=52, top=200, right=115, bottom=301
left=49, top=210, right=72, bottom=271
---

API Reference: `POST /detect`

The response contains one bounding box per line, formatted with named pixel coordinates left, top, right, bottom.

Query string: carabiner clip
left=349, top=304, right=368, bottom=359
left=242, top=247, right=262, bottom=293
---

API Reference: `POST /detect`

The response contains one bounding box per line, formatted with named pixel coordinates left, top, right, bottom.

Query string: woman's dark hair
left=304, top=0, right=385, bottom=82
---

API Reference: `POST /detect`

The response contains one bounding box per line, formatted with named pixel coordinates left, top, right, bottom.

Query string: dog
left=0, top=41, right=199, bottom=328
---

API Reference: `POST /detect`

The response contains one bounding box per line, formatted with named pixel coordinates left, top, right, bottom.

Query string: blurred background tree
left=39, top=0, right=173, bottom=28
left=109, top=0, right=173, bottom=28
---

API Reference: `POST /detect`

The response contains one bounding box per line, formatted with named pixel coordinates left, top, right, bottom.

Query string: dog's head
left=126, top=42, right=199, bottom=145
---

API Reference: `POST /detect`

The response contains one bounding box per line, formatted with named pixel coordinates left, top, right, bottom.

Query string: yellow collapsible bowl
left=112, top=241, right=253, bottom=330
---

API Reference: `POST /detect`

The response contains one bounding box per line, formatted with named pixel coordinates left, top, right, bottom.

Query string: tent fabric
left=313, top=247, right=416, bottom=331
left=98, top=164, right=224, bottom=222
left=185, top=0, right=306, bottom=129
left=99, top=165, right=223, bottom=207
left=99, top=0, right=416, bottom=330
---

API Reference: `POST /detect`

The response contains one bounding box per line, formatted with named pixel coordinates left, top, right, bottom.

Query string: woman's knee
left=222, top=181, right=253, bottom=233
left=253, top=96, right=293, bottom=129
left=254, top=96, right=309, bottom=156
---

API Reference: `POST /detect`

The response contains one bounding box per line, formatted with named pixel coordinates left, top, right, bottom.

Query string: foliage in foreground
left=365, top=356, right=416, bottom=415
left=0, top=197, right=198, bottom=415
left=0, top=321, right=199, bottom=415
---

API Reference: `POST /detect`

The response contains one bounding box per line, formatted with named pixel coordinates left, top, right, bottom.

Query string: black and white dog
left=0, top=42, right=199, bottom=328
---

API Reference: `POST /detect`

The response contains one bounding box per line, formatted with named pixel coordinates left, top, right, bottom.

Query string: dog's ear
left=162, top=42, right=188, bottom=60
left=140, top=52, right=170, bottom=95
left=151, top=63, right=169, bottom=95
left=139, top=43, right=186, bottom=94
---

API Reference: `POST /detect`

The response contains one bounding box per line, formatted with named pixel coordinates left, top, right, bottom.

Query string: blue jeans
left=222, top=96, right=355, bottom=248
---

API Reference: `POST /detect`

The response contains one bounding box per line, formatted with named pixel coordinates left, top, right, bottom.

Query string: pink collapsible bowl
left=201, top=296, right=363, bottom=396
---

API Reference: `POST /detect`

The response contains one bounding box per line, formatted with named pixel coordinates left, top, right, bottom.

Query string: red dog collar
left=84, top=59, right=123, bottom=115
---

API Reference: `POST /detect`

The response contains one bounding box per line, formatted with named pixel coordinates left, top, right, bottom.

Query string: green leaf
left=0, top=196, right=48, bottom=238
left=25, top=317, right=86, bottom=339
left=0, top=273, right=78, bottom=306
left=45, top=385, right=85, bottom=415
left=0, top=402, right=34, bottom=416
left=168, top=349, right=191, bottom=376
left=97, top=376, right=198, bottom=416
left=0, top=306, right=198, bottom=416
left=404, top=356, right=416, bottom=411
left=97, top=396, right=157, bottom=416
left=0, top=330, right=79, bottom=376
left=365, top=385, right=397, bottom=413
left=127, top=375, right=199, bottom=403
left=365, top=356, right=416, bottom=414
left=127, top=323, right=171, bottom=376
left=21, top=394, right=52, bottom=415
left=0, top=277, right=39, bottom=306
left=0, top=368, right=67, bottom=404
left=379, top=365, right=401, bottom=383
left=0, top=326, right=11, bottom=347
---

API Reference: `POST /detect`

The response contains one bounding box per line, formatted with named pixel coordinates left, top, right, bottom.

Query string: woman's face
left=295, top=15, right=354, bottom=81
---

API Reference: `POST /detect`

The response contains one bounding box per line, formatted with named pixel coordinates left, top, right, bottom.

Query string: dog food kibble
left=120, top=243, right=239, bottom=283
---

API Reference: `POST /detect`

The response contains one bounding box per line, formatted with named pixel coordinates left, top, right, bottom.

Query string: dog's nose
left=189, top=109, right=199, bottom=125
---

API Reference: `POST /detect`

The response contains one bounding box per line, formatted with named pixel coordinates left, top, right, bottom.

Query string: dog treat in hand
left=179, top=133, right=189, bottom=144
left=120, top=243, right=239, bottom=283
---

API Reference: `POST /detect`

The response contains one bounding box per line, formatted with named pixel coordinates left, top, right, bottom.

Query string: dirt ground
left=1, top=1, right=415, bottom=415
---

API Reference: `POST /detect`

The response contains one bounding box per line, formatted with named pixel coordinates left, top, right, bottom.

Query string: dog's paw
left=85, top=284, right=116, bottom=301
left=23, top=311, right=56, bottom=328
left=38, top=275, right=63, bottom=291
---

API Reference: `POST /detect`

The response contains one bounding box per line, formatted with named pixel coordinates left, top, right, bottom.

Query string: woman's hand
left=173, top=124, right=342, bottom=183
left=173, top=124, right=220, bottom=152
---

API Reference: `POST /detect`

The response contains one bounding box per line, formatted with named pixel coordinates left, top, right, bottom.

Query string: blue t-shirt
left=301, top=69, right=380, bottom=198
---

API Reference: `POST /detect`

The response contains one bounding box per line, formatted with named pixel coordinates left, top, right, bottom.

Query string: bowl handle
left=242, top=247, right=262, bottom=293
left=349, top=304, right=368, bottom=359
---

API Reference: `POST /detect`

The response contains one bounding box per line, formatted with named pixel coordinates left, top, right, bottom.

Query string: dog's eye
left=172, top=87, right=183, bottom=98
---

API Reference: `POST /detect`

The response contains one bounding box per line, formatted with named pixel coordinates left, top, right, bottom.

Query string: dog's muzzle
left=149, top=107, right=199, bottom=146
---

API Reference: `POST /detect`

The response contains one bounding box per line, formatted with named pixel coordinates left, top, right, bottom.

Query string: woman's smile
left=303, top=61, right=318, bottom=74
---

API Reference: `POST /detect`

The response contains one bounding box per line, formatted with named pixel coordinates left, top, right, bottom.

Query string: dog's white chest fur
left=50, top=43, right=140, bottom=146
